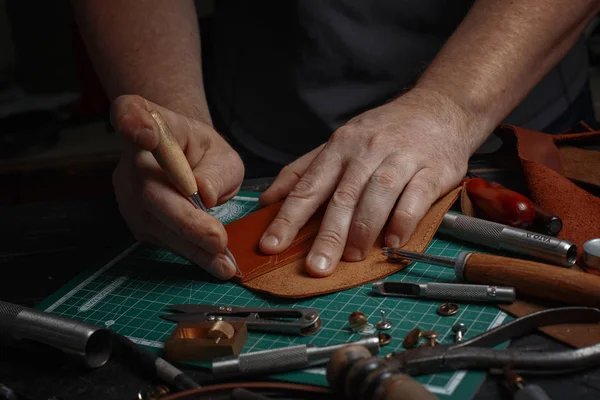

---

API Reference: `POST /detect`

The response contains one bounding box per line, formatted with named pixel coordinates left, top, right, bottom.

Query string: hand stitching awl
left=148, top=110, right=242, bottom=277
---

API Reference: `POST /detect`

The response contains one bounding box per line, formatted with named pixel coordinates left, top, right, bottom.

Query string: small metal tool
left=211, top=335, right=380, bottom=379
left=439, top=212, right=577, bottom=267
left=160, top=304, right=321, bottom=336
left=583, top=238, right=600, bottom=270
left=383, top=247, right=600, bottom=307
left=372, top=280, right=516, bottom=303
left=452, top=323, right=466, bottom=342
left=375, top=310, right=392, bottom=330
left=149, top=110, right=241, bottom=277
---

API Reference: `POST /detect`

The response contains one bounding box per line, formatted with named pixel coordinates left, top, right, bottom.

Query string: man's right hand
left=110, top=95, right=245, bottom=280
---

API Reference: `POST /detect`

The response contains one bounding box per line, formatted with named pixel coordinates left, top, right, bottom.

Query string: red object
left=465, top=177, right=536, bottom=229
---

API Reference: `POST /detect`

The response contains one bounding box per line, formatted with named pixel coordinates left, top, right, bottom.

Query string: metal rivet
left=349, top=311, right=369, bottom=333
left=452, top=322, right=467, bottom=342
left=378, top=332, right=392, bottom=346
left=437, top=302, right=459, bottom=316
left=402, top=328, right=422, bottom=349
left=421, top=330, right=439, bottom=347
left=376, top=310, right=392, bottom=330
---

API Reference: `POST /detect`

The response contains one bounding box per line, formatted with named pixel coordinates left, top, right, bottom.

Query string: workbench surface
left=1, top=177, right=599, bottom=400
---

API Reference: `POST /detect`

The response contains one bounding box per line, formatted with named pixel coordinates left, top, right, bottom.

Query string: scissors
left=160, top=304, right=322, bottom=336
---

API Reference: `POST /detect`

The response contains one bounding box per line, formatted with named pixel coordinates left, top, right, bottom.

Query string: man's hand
left=258, top=88, right=483, bottom=277
left=111, top=95, right=244, bottom=279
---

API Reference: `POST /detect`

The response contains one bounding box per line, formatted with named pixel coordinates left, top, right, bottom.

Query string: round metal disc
left=583, top=238, right=600, bottom=270
left=437, top=302, right=459, bottom=316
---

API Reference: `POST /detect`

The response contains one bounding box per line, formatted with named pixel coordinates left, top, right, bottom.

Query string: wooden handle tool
left=384, top=248, right=600, bottom=307
left=148, top=110, right=242, bottom=277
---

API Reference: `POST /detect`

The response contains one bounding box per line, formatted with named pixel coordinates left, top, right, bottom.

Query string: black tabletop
left=1, top=177, right=599, bottom=400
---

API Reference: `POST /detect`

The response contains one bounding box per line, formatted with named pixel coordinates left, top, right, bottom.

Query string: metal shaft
left=189, top=192, right=241, bottom=276
left=0, top=300, right=112, bottom=368
left=382, top=247, right=456, bottom=268
left=372, top=280, right=516, bottom=303
left=211, top=335, right=380, bottom=379
left=439, top=212, right=577, bottom=267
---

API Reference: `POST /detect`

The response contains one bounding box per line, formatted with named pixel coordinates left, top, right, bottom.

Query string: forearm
left=414, top=0, right=600, bottom=145
left=71, top=0, right=212, bottom=124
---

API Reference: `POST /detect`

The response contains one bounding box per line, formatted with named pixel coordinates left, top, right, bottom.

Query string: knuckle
left=371, top=169, right=397, bottom=190
left=366, top=134, right=387, bottom=151
left=280, top=164, right=303, bottom=182
left=141, top=181, right=162, bottom=207
left=289, top=177, right=318, bottom=200
left=330, top=183, right=362, bottom=209
left=272, top=213, right=294, bottom=229
left=330, top=126, right=353, bottom=142
left=394, top=208, right=420, bottom=225
left=350, top=219, right=374, bottom=238
left=317, top=229, right=345, bottom=248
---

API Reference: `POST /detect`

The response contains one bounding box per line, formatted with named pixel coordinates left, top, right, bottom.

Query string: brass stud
left=402, top=328, right=422, bottom=349
left=437, top=302, right=459, bottom=316
left=349, top=311, right=369, bottom=332
left=378, top=332, right=392, bottom=346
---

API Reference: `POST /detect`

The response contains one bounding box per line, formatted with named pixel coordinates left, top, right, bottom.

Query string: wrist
left=397, top=86, right=494, bottom=156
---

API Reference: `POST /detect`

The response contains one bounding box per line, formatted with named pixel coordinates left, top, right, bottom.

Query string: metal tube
left=439, top=212, right=577, bottom=267
left=0, top=300, right=112, bottom=368
left=212, top=335, right=380, bottom=379
left=372, top=281, right=516, bottom=303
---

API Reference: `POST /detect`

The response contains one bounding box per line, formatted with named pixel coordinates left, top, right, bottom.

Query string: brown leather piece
left=499, top=291, right=600, bottom=349
left=487, top=124, right=600, bottom=348
left=226, top=202, right=326, bottom=282
left=241, top=187, right=462, bottom=298
left=559, top=146, right=600, bottom=188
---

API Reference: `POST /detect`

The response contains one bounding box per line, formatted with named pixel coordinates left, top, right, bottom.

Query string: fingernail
left=386, top=234, right=401, bottom=248
left=344, top=247, right=362, bottom=261
left=308, top=253, right=330, bottom=271
left=260, top=235, right=279, bottom=249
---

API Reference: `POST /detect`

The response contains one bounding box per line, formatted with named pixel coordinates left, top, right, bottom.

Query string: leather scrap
left=240, top=186, right=462, bottom=298
left=470, top=123, right=600, bottom=349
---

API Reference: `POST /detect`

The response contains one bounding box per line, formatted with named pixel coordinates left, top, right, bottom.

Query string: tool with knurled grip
left=371, top=280, right=516, bottom=303
left=439, top=212, right=577, bottom=267
left=383, top=248, right=600, bottom=307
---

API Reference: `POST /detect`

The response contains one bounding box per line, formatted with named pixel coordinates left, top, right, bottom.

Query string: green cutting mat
left=35, top=191, right=509, bottom=399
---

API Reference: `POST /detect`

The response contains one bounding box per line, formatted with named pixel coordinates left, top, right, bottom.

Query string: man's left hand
left=257, top=88, right=485, bottom=277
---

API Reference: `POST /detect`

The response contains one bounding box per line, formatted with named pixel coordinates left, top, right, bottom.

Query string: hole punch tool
left=160, top=304, right=322, bottom=336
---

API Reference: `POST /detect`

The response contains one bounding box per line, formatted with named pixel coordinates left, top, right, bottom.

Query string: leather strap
left=387, top=307, right=600, bottom=376
left=159, top=382, right=332, bottom=399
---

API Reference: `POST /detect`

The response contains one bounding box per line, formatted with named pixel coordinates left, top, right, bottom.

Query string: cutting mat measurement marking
left=40, top=193, right=507, bottom=398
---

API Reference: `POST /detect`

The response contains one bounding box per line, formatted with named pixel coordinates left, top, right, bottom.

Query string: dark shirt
left=204, top=0, right=590, bottom=164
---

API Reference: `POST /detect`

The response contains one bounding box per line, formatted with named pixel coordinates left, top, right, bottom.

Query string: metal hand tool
left=372, top=280, right=516, bottom=303
left=344, top=307, right=600, bottom=382
left=149, top=110, right=241, bottom=277
left=383, top=248, right=600, bottom=307
left=211, top=335, right=380, bottom=379
left=439, top=211, right=576, bottom=267
left=503, top=369, right=553, bottom=400
left=0, top=300, right=112, bottom=368
left=160, top=304, right=322, bottom=336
